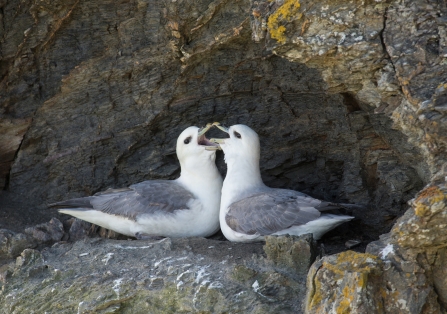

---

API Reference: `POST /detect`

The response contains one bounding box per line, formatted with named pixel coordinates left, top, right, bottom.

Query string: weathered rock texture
left=0, top=0, right=431, bottom=240
left=0, top=229, right=36, bottom=262
left=306, top=251, right=385, bottom=313
left=307, top=184, right=447, bottom=313
left=0, top=235, right=315, bottom=313
left=1, top=0, right=447, bottom=312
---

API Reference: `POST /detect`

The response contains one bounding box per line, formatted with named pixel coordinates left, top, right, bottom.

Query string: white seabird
left=49, top=124, right=223, bottom=239
left=211, top=123, right=356, bottom=242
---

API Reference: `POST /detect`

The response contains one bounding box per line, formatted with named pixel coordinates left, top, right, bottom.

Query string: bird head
left=211, top=123, right=261, bottom=165
left=176, top=124, right=219, bottom=168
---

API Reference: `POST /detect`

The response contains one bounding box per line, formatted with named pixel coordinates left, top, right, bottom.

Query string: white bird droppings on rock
left=113, top=278, right=123, bottom=297
left=101, top=253, right=114, bottom=265
left=379, top=243, right=394, bottom=260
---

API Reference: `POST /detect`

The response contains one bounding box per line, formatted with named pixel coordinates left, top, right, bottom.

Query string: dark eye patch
left=234, top=131, right=241, bottom=139
left=184, top=136, right=192, bottom=144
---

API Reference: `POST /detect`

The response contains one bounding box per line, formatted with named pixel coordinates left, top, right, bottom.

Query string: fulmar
left=211, top=123, right=358, bottom=242
left=49, top=124, right=222, bottom=239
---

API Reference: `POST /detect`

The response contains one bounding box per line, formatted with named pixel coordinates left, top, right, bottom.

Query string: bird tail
left=316, top=202, right=365, bottom=212
left=306, top=214, right=354, bottom=240
left=332, top=203, right=365, bottom=211
left=48, top=197, right=93, bottom=210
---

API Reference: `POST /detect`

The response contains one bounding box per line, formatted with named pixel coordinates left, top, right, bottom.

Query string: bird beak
left=205, top=146, right=220, bottom=151
left=198, top=123, right=220, bottom=150
left=210, top=138, right=225, bottom=146
left=212, top=122, right=229, bottom=133
left=198, top=123, right=213, bottom=136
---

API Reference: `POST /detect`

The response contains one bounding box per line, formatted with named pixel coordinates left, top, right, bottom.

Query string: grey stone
left=365, top=236, right=441, bottom=314
left=306, top=250, right=384, bottom=314
left=432, top=247, right=447, bottom=309
left=0, top=236, right=314, bottom=313
left=24, top=218, right=64, bottom=244
left=0, top=230, right=36, bottom=263
left=64, top=218, right=91, bottom=242
left=263, top=234, right=317, bottom=277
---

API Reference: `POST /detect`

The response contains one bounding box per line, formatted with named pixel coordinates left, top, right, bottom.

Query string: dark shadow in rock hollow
left=2, top=23, right=425, bottom=250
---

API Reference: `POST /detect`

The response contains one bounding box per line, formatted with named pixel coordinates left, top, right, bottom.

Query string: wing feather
left=225, top=188, right=322, bottom=235
left=50, top=180, right=195, bottom=221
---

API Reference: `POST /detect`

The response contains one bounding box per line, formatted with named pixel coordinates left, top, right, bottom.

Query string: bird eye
left=184, top=137, right=191, bottom=144
left=234, top=131, right=241, bottom=139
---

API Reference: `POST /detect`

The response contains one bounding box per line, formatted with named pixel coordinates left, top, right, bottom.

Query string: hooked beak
left=198, top=123, right=220, bottom=151
left=210, top=138, right=226, bottom=145
left=198, top=123, right=213, bottom=136
left=209, top=122, right=228, bottom=148
left=212, top=122, right=229, bottom=133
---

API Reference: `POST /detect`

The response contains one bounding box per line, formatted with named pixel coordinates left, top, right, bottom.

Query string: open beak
left=198, top=123, right=213, bottom=136
left=198, top=123, right=220, bottom=151
left=209, top=122, right=228, bottom=147
left=210, top=138, right=226, bottom=145
left=212, top=122, right=229, bottom=133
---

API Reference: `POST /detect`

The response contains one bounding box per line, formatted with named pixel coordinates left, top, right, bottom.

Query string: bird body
left=213, top=124, right=355, bottom=242
left=51, top=126, right=222, bottom=238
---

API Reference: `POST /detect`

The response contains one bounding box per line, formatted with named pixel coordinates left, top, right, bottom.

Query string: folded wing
left=225, top=189, right=323, bottom=235
left=49, top=180, right=195, bottom=221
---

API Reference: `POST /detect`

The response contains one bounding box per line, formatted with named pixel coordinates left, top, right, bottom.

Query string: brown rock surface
left=0, top=0, right=427, bottom=242
left=1, top=0, right=447, bottom=311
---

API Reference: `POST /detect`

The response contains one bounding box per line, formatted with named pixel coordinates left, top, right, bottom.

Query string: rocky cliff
left=0, top=234, right=317, bottom=313
left=1, top=0, right=447, bottom=312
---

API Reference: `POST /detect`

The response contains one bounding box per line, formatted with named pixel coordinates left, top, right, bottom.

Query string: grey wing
left=50, top=180, right=195, bottom=221
left=226, top=189, right=322, bottom=235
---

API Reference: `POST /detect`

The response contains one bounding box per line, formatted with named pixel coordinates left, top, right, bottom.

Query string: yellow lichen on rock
left=413, top=186, right=446, bottom=217
left=334, top=251, right=380, bottom=272
left=267, top=0, right=302, bottom=44
left=337, top=286, right=354, bottom=314
left=414, top=203, right=430, bottom=217
left=415, top=186, right=445, bottom=203
left=306, top=251, right=382, bottom=313
left=392, top=184, right=447, bottom=249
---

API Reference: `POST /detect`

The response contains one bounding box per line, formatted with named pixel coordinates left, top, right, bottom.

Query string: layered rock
left=0, top=235, right=315, bottom=313
left=1, top=0, right=447, bottom=312
left=0, top=0, right=428, bottom=242
left=307, top=183, right=447, bottom=313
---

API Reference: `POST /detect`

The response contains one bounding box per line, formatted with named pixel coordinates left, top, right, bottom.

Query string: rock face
left=0, top=230, right=36, bottom=262
left=0, top=235, right=315, bottom=313
left=306, top=251, right=385, bottom=314
left=0, top=0, right=431, bottom=241
left=1, top=0, right=447, bottom=312
left=307, top=183, right=447, bottom=313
